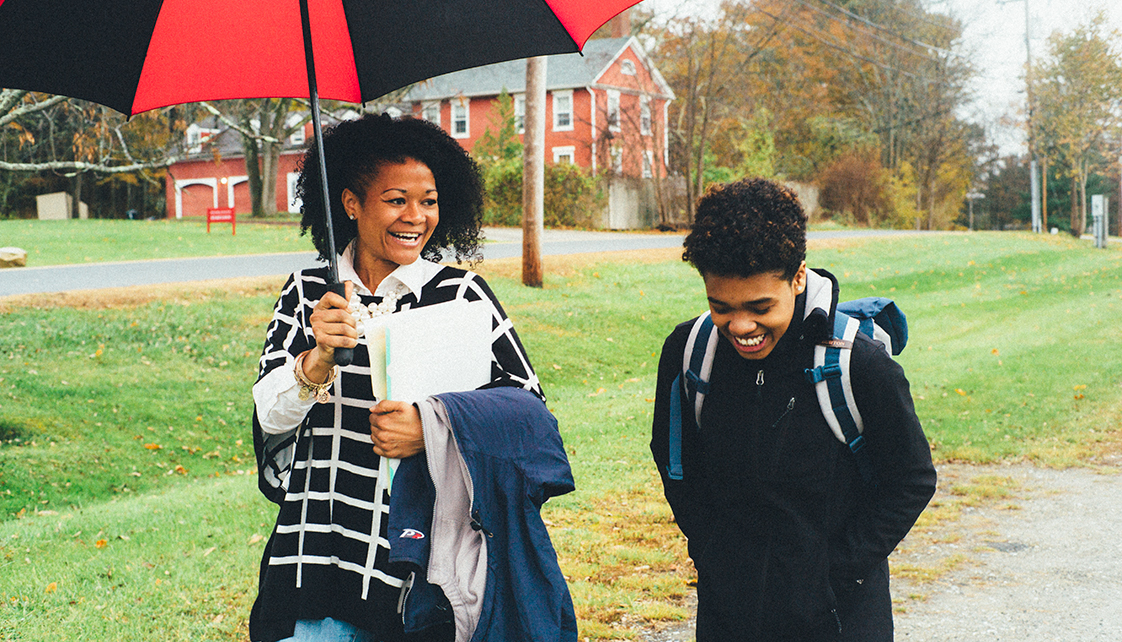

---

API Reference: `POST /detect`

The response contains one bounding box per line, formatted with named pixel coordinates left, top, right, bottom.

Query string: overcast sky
left=640, top=0, right=1122, bottom=155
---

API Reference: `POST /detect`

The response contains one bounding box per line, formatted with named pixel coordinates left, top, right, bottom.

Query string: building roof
left=403, top=37, right=672, bottom=101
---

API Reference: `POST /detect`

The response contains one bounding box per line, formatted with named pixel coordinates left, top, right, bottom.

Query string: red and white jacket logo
left=400, top=528, right=425, bottom=540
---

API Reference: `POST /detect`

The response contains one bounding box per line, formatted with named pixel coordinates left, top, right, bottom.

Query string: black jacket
left=650, top=269, right=936, bottom=641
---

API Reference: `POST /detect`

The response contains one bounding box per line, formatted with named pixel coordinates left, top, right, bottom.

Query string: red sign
left=206, top=207, right=236, bottom=235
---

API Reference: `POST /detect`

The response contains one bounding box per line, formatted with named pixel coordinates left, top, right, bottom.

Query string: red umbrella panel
left=0, top=0, right=640, bottom=116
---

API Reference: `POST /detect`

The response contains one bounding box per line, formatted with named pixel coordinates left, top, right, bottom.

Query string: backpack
left=665, top=269, right=907, bottom=487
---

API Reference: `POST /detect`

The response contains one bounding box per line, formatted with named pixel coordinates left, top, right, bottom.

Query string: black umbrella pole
left=301, top=0, right=352, bottom=366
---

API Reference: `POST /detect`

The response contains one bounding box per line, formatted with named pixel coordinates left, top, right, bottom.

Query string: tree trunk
left=70, top=172, right=82, bottom=219
left=260, top=142, right=279, bottom=217
left=1069, top=174, right=1082, bottom=237
left=244, top=138, right=263, bottom=218
left=1041, top=156, right=1048, bottom=231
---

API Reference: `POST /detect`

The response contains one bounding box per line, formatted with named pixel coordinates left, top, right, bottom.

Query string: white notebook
left=363, top=298, right=493, bottom=403
left=363, top=299, right=493, bottom=492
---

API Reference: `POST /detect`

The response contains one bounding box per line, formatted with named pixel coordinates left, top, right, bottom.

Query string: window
left=287, top=114, right=307, bottom=146
left=514, top=94, right=525, bottom=133
left=289, top=126, right=306, bottom=146
left=421, top=101, right=441, bottom=127
left=620, top=59, right=636, bottom=76
left=640, top=96, right=652, bottom=136
left=642, top=150, right=654, bottom=178
left=611, top=146, right=623, bottom=174
left=185, top=124, right=218, bottom=153
left=607, top=90, right=620, bottom=132
left=552, top=146, right=576, bottom=164
left=452, top=100, right=469, bottom=138
left=552, top=90, right=573, bottom=131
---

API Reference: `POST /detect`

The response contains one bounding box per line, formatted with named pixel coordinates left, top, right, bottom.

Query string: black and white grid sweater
left=249, top=262, right=542, bottom=642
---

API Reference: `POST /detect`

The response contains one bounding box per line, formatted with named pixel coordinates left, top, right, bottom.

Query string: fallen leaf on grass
left=45, top=582, right=57, bottom=593
left=248, top=534, right=264, bottom=545
left=955, top=389, right=967, bottom=396
left=588, top=388, right=606, bottom=397
left=143, top=443, right=161, bottom=450
left=95, top=539, right=107, bottom=549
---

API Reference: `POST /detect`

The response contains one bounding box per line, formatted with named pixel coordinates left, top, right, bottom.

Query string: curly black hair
left=298, top=113, right=484, bottom=264
left=683, top=177, right=807, bottom=280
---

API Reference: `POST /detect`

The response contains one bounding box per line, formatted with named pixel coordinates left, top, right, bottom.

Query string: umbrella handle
left=327, top=281, right=355, bottom=366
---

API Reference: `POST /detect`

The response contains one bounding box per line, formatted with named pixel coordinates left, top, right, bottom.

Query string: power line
left=810, top=0, right=965, bottom=59
left=756, top=5, right=938, bottom=84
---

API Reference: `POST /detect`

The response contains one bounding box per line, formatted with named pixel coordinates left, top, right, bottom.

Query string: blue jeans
left=277, top=618, right=377, bottom=642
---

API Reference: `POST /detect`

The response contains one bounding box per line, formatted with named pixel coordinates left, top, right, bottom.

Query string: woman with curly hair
left=651, top=178, right=935, bottom=641
left=249, top=114, right=553, bottom=642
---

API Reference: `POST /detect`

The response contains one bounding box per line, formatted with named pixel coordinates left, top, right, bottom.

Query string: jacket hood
left=802, top=268, right=840, bottom=345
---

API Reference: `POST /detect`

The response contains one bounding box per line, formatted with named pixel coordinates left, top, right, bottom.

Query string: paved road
left=0, top=227, right=913, bottom=296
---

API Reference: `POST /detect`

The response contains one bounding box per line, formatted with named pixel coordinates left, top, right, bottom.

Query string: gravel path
left=640, top=462, right=1122, bottom=642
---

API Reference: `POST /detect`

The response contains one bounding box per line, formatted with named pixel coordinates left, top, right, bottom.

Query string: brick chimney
left=608, top=9, right=631, bottom=38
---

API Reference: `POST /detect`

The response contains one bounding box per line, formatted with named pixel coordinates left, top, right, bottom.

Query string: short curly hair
left=298, top=113, right=484, bottom=264
left=683, top=178, right=807, bottom=281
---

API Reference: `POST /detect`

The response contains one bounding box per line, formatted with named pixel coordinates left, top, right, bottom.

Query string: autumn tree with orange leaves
left=645, top=0, right=979, bottom=228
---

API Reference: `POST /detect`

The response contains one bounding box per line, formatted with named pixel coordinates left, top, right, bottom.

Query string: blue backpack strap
left=667, top=372, right=685, bottom=480
left=805, top=312, right=877, bottom=487
left=666, top=313, right=718, bottom=481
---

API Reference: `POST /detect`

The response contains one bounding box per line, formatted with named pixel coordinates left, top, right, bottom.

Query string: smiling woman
left=249, top=114, right=550, bottom=642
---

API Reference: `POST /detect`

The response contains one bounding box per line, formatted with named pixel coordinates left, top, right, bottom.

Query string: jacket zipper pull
left=471, top=509, right=493, bottom=537
left=755, top=369, right=764, bottom=402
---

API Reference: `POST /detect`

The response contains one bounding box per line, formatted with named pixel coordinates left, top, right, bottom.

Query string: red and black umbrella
left=0, top=0, right=639, bottom=362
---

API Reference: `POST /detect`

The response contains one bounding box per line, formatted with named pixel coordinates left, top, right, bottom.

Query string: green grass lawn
left=0, top=218, right=311, bottom=267
left=1, top=232, right=1120, bottom=639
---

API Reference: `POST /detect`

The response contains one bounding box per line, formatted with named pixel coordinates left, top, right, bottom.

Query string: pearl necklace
left=349, top=287, right=403, bottom=337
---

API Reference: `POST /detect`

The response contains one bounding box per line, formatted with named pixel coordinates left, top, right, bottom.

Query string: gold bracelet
left=294, top=351, right=338, bottom=403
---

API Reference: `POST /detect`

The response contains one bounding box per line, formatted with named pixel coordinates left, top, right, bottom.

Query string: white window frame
left=620, top=59, right=637, bottom=76
left=552, top=146, right=576, bottom=164
left=421, top=101, right=442, bottom=127
left=552, top=89, right=573, bottom=132
left=607, top=90, right=621, bottom=133
left=514, top=94, right=526, bottom=134
left=451, top=100, right=470, bottom=139
left=640, top=96, right=652, bottom=136
left=611, top=146, right=623, bottom=174
left=642, top=150, right=654, bottom=178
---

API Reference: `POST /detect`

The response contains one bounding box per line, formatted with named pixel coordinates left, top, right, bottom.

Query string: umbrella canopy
left=0, top=0, right=639, bottom=116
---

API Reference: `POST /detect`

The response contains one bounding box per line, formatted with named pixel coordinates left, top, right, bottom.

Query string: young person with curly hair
left=250, top=114, right=570, bottom=642
left=651, top=178, right=936, bottom=641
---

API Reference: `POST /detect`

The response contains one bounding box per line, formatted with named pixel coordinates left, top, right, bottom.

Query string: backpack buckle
left=804, top=363, right=842, bottom=384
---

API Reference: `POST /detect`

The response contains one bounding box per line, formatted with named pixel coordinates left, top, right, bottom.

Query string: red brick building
left=404, top=36, right=674, bottom=180
left=164, top=117, right=314, bottom=219
left=164, top=34, right=673, bottom=223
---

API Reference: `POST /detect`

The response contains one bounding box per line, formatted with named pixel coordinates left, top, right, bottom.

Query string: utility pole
left=1022, top=0, right=1042, bottom=233
left=521, top=56, right=546, bottom=288
left=966, top=191, right=985, bottom=231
